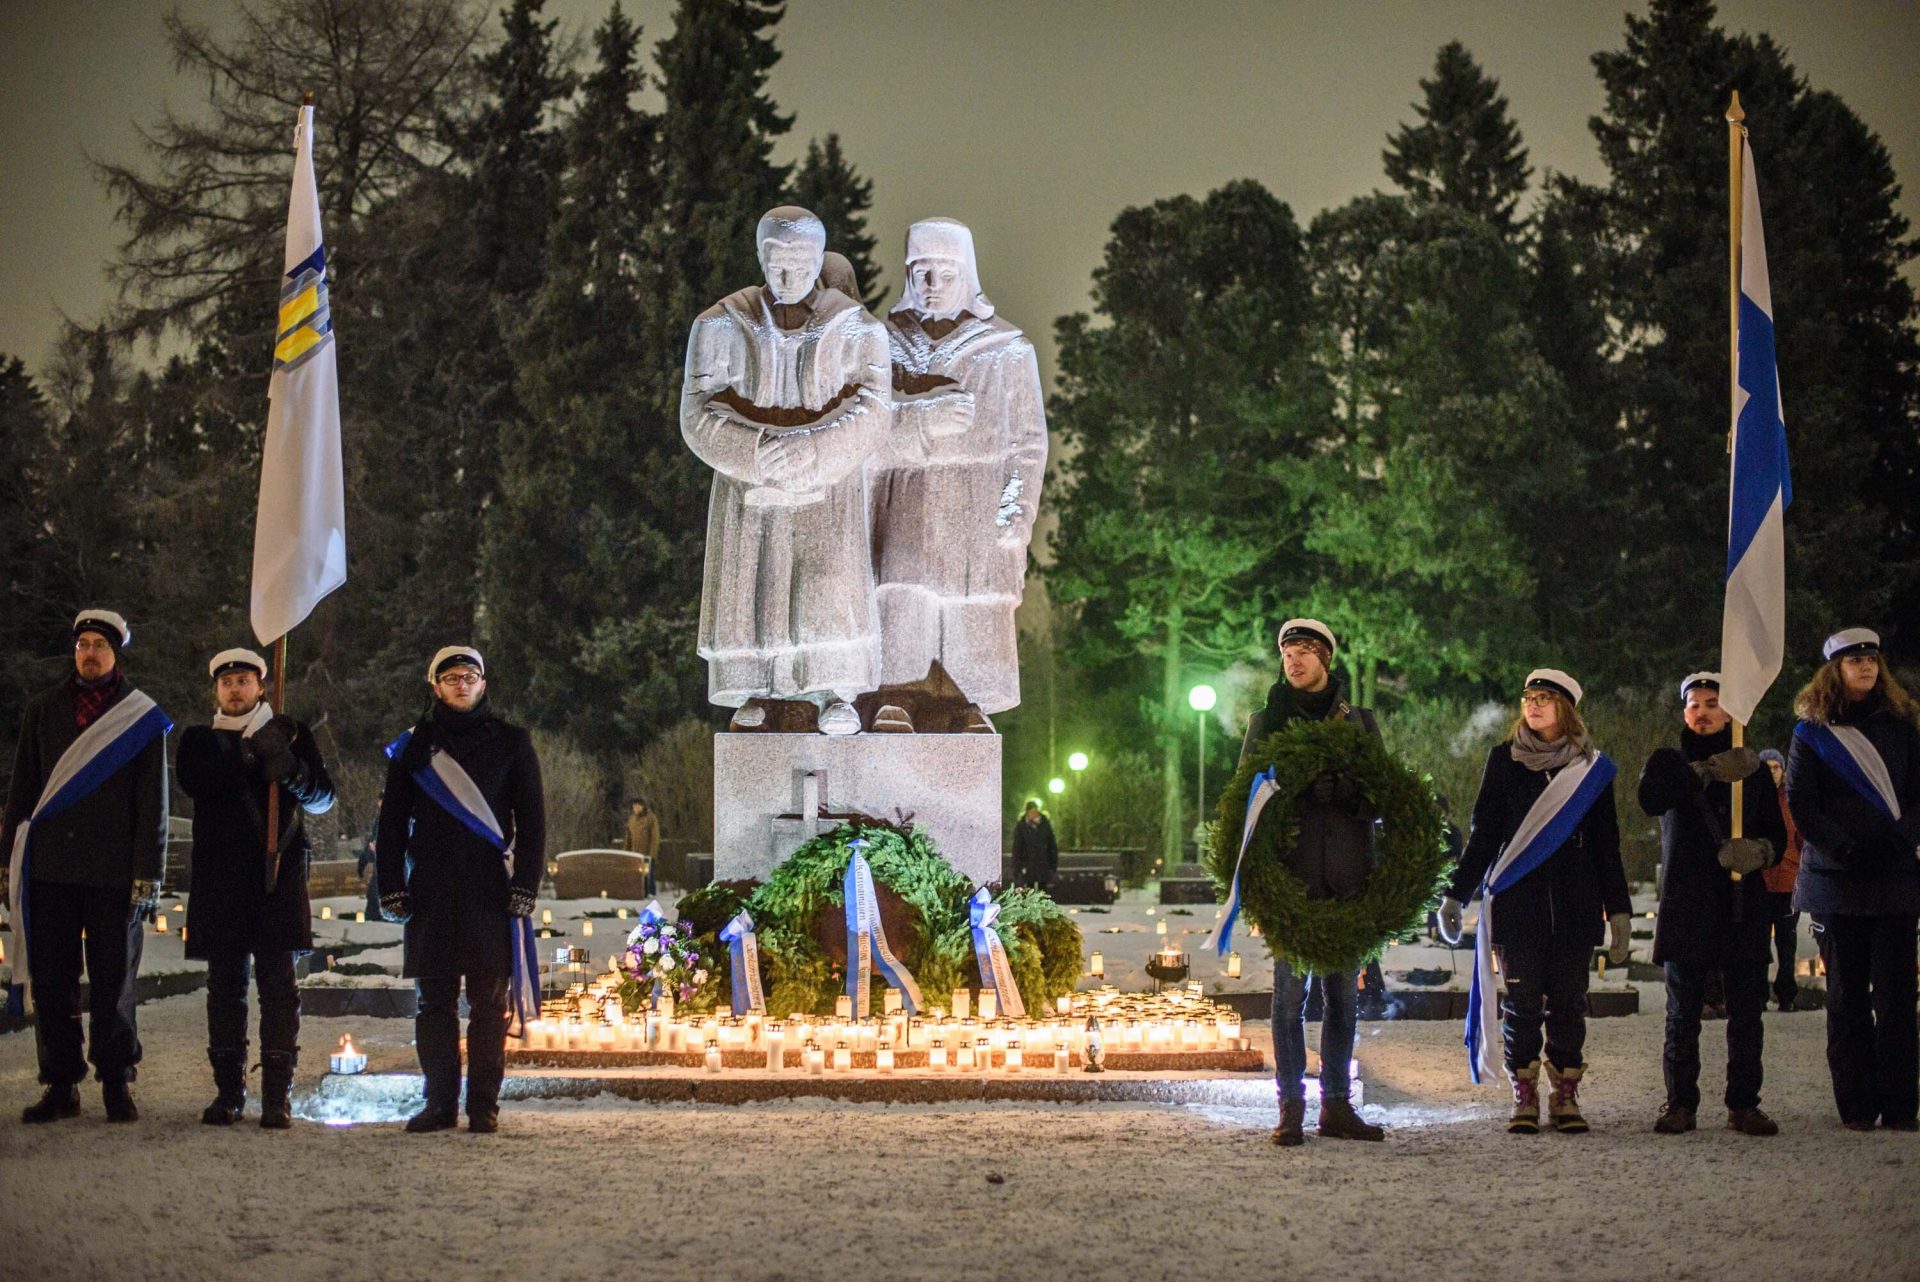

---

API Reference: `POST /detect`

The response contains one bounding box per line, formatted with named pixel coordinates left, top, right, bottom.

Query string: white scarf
left=212, top=700, right=274, bottom=737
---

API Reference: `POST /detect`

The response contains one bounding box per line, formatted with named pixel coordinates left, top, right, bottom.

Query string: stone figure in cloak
left=872, top=218, right=1047, bottom=726
left=681, top=207, right=893, bottom=735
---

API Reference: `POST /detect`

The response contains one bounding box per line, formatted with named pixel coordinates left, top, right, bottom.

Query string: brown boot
left=1544, top=1061, right=1588, bottom=1133
left=1317, top=1095, right=1384, bottom=1141
left=1508, top=1061, right=1541, bottom=1133
left=1653, top=1104, right=1695, bottom=1134
left=1270, top=1098, right=1305, bottom=1147
left=1727, top=1107, right=1778, bottom=1136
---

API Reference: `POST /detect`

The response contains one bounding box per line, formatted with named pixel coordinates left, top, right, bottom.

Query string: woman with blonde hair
left=1784, top=628, right=1920, bottom=1131
left=1439, top=670, right=1632, bottom=1133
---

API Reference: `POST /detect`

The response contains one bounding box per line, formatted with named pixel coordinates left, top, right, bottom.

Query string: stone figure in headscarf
left=680, top=206, right=893, bottom=735
left=872, top=218, right=1048, bottom=726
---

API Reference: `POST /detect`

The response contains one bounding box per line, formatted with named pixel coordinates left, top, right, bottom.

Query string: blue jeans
left=1273, top=956, right=1355, bottom=1101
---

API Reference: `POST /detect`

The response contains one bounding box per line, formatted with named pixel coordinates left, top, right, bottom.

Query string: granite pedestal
left=713, top=733, right=1002, bottom=886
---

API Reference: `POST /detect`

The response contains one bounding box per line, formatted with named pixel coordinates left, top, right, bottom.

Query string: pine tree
left=1589, top=0, right=1920, bottom=683
left=1383, top=41, right=1532, bottom=235
left=790, top=134, right=886, bottom=311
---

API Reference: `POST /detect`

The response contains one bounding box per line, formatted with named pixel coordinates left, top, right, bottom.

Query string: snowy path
left=1, top=986, right=1914, bottom=1280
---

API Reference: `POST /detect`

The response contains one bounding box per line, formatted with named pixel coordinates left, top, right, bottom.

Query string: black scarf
left=1681, top=723, right=1733, bottom=762
left=1262, top=673, right=1347, bottom=731
left=401, top=695, right=495, bottom=771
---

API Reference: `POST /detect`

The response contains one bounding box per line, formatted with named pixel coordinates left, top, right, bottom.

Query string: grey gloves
left=1717, top=837, right=1776, bottom=876
left=244, top=716, right=301, bottom=784
left=1438, top=897, right=1465, bottom=945
left=1607, top=912, right=1632, bottom=965
left=1691, top=747, right=1761, bottom=785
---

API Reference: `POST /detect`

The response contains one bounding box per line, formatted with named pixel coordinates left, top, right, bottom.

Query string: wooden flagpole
left=1727, top=90, right=1747, bottom=865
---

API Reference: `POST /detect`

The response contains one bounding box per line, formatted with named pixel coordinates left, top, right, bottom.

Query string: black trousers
left=204, top=949, right=299, bottom=1058
left=1771, top=912, right=1801, bottom=1006
left=1499, top=933, right=1592, bottom=1073
left=26, top=880, right=143, bottom=1086
left=1664, top=956, right=1767, bottom=1111
left=1813, top=913, right=1919, bottom=1126
left=415, top=970, right=510, bottom=1116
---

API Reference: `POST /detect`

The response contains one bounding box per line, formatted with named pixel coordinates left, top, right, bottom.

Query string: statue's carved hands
left=757, top=430, right=819, bottom=490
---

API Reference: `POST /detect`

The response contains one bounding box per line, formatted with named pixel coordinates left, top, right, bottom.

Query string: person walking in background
left=625, top=797, right=659, bottom=896
left=1758, top=748, right=1803, bottom=1012
left=1637, top=672, right=1786, bottom=1138
left=1011, top=800, right=1058, bottom=890
left=1785, top=627, right=1920, bottom=1132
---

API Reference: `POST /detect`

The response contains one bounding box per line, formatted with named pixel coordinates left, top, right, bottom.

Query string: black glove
left=1309, top=772, right=1338, bottom=805
left=380, top=890, right=414, bottom=924
left=1691, top=747, right=1762, bottom=785
left=244, top=719, right=300, bottom=783
left=1716, top=837, right=1774, bottom=875
left=507, top=886, right=537, bottom=918
left=1330, top=773, right=1368, bottom=815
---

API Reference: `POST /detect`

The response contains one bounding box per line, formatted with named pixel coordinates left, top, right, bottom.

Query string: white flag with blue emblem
left=1718, top=133, right=1791, bottom=725
left=250, top=102, right=346, bottom=646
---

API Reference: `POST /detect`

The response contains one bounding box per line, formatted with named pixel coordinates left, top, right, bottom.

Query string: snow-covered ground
left=1, top=976, right=1911, bottom=1281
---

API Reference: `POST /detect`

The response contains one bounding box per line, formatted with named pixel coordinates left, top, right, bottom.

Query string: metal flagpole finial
left=302, top=91, right=314, bottom=107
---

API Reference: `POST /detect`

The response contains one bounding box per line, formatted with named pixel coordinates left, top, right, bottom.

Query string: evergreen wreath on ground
left=1206, top=717, right=1451, bottom=975
left=675, top=815, right=1083, bottom=1018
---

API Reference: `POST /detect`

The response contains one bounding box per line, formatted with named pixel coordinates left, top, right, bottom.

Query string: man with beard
left=3, top=610, right=170, bottom=1123
left=1637, top=672, right=1786, bottom=1136
left=377, top=646, right=544, bottom=1134
left=178, top=647, right=335, bottom=1127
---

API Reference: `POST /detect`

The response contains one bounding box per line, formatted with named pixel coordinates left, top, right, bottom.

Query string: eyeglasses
left=1520, top=692, right=1558, bottom=707
left=437, top=671, right=483, bottom=688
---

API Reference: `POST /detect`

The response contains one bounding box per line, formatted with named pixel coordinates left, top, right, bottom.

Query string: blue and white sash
left=843, top=840, right=922, bottom=1016
left=1204, top=768, right=1279, bottom=958
left=385, top=728, right=538, bottom=1038
left=968, top=887, right=1026, bottom=1019
left=1464, top=751, right=1617, bottom=1084
left=1794, top=721, right=1902, bottom=821
left=7, top=691, right=172, bottom=999
left=718, top=909, right=765, bottom=1016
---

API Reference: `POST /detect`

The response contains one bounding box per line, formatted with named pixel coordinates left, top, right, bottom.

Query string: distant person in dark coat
left=378, top=646, right=544, bottom=1135
left=626, top=798, right=660, bottom=895
left=1785, top=627, right=1920, bottom=1131
left=1637, top=671, right=1786, bottom=1137
left=2, top=610, right=170, bottom=1125
left=1011, top=801, right=1058, bottom=889
left=178, top=647, right=335, bottom=1128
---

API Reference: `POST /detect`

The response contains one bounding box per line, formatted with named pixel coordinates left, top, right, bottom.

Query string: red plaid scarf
left=73, top=668, right=124, bottom=729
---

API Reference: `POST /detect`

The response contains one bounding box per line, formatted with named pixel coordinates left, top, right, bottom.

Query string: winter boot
left=1653, top=1104, right=1695, bottom=1134
left=201, top=1049, right=248, bottom=1125
left=1270, top=1098, right=1306, bottom=1147
left=1507, top=1062, right=1541, bottom=1134
left=1727, top=1107, right=1779, bottom=1137
left=1317, top=1095, right=1385, bottom=1141
left=102, top=1079, right=139, bottom=1123
left=1544, top=1061, right=1588, bottom=1133
left=259, top=1051, right=296, bottom=1130
left=21, top=1084, right=80, bottom=1124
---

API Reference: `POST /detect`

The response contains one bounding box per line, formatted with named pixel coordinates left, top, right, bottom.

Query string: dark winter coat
left=1011, top=814, right=1058, bottom=884
left=1448, top=740, right=1631, bottom=949
left=2, top=674, right=168, bottom=888
left=1785, top=691, right=1920, bottom=917
left=1238, top=676, right=1381, bottom=901
left=1636, top=726, right=1786, bottom=967
left=177, top=719, right=335, bottom=959
left=376, top=700, right=544, bottom=979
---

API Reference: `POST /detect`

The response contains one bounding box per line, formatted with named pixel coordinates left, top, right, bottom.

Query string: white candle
left=617, top=907, right=629, bottom=920
left=955, top=1039, right=976, bottom=1071
left=1227, top=951, right=1242, bottom=979
left=1156, top=918, right=1167, bottom=936
left=951, top=988, right=971, bottom=1020
left=320, top=905, right=332, bottom=921
left=978, top=990, right=997, bottom=1021
left=582, top=920, right=594, bottom=937
left=930, top=1039, right=948, bottom=1070
left=1053, top=1045, right=1070, bottom=1074
left=766, top=1023, right=786, bottom=1071
left=976, top=1038, right=991, bottom=1071
left=154, top=914, right=169, bottom=934
left=876, top=1041, right=894, bottom=1073
left=805, top=1041, right=824, bottom=1075
left=666, top=1022, right=686, bottom=1053
left=883, top=987, right=902, bottom=1014
left=705, top=1040, right=722, bottom=1073
left=1006, top=1040, right=1023, bottom=1073
left=835, top=994, right=853, bottom=1019
left=833, top=1040, right=851, bottom=1071
left=1056, top=994, right=1071, bottom=1015
left=354, top=911, right=365, bottom=923
left=1088, top=951, right=1104, bottom=979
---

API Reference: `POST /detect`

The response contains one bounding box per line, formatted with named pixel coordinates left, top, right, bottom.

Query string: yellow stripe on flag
left=274, top=326, right=324, bottom=366
left=278, top=284, right=319, bottom=335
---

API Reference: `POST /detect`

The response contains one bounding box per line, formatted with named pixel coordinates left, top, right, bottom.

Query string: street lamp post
left=1188, top=684, right=1217, bottom=857
left=1067, top=752, right=1089, bottom=847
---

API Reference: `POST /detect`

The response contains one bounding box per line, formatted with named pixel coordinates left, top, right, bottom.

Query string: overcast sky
left=2, top=0, right=1916, bottom=382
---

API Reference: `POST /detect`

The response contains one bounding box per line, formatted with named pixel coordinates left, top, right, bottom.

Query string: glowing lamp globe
left=1188, top=684, right=1217, bottom=713
left=1047, top=777, right=1066, bottom=795
left=1068, top=752, right=1089, bottom=772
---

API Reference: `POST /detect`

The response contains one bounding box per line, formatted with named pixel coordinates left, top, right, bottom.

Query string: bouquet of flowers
left=616, top=914, right=718, bottom=1013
